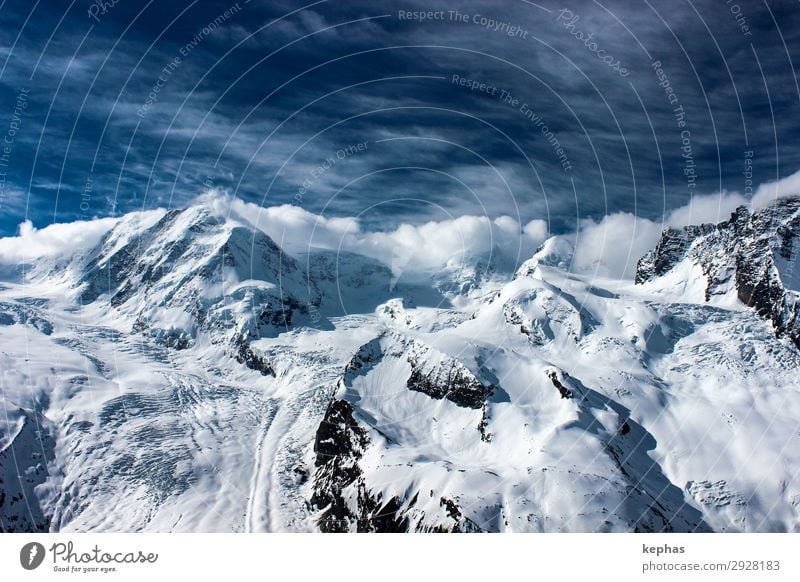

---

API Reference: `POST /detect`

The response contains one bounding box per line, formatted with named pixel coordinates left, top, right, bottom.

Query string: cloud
left=665, top=191, right=748, bottom=228
left=0, top=188, right=548, bottom=279
left=655, top=168, right=800, bottom=231
left=204, top=189, right=549, bottom=277
left=570, top=212, right=661, bottom=280
left=0, top=218, right=118, bottom=264
left=3, top=168, right=798, bottom=284
left=567, top=174, right=800, bottom=281
left=568, top=188, right=756, bottom=280
left=5, top=0, right=800, bottom=242
left=0, top=211, right=165, bottom=265
left=206, top=191, right=359, bottom=249
left=344, top=213, right=549, bottom=277
left=751, top=168, right=800, bottom=210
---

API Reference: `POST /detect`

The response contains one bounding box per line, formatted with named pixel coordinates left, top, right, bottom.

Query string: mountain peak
left=515, top=236, right=574, bottom=279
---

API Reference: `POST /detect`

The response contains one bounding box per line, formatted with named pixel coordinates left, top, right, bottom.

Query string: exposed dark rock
left=0, top=411, right=56, bottom=533
left=406, top=366, right=491, bottom=409
left=310, top=398, right=369, bottom=532
left=355, top=486, right=409, bottom=533
left=256, top=295, right=308, bottom=329
left=437, top=497, right=483, bottom=533
left=233, top=338, right=275, bottom=377
left=478, top=403, right=493, bottom=442
left=310, top=335, right=495, bottom=532
left=636, top=198, right=800, bottom=347
left=547, top=370, right=573, bottom=399
left=635, top=223, right=718, bottom=284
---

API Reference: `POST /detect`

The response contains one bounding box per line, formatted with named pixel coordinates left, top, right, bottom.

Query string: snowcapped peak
left=514, top=236, right=574, bottom=279
left=376, top=298, right=411, bottom=327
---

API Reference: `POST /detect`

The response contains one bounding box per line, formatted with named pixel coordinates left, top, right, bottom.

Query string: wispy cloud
left=0, top=0, right=798, bottom=240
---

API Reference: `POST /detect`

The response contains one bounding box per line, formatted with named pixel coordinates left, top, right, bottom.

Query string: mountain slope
left=2, top=198, right=800, bottom=533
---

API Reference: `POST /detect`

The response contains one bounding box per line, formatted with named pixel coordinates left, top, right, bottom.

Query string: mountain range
left=1, top=197, right=799, bottom=532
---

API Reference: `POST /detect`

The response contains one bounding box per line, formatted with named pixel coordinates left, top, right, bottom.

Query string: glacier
left=1, top=197, right=800, bottom=532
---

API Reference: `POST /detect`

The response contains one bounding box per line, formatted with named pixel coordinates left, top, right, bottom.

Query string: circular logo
left=19, top=542, right=46, bottom=570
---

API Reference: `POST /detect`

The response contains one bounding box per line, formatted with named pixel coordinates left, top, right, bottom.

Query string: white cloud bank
left=2, top=168, right=800, bottom=281
left=569, top=168, right=800, bottom=280
left=0, top=210, right=168, bottom=266
left=0, top=217, right=120, bottom=264
left=571, top=191, right=749, bottom=280
left=214, top=192, right=550, bottom=277
left=751, top=170, right=800, bottom=209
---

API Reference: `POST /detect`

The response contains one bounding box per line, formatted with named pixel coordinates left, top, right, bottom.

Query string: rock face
left=310, top=398, right=374, bottom=532
left=0, top=411, right=57, bottom=532
left=309, top=333, right=495, bottom=532
left=636, top=197, right=800, bottom=347
left=405, top=345, right=492, bottom=410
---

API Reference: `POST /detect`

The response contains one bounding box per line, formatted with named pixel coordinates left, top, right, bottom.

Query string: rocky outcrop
left=0, top=411, right=56, bottom=532
left=546, top=369, right=573, bottom=399
left=636, top=198, right=800, bottom=347
left=406, top=357, right=491, bottom=410
left=309, top=334, right=496, bottom=532
left=233, top=337, right=275, bottom=377
left=310, top=398, right=410, bottom=532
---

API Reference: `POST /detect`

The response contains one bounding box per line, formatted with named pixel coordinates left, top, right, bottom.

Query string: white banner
left=0, top=533, right=797, bottom=582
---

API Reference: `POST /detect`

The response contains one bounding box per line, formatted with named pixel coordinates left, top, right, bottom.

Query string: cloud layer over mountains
left=3, top=168, right=800, bottom=282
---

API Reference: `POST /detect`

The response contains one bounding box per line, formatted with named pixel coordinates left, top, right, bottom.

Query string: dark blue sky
left=0, top=0, right=799, bottom=235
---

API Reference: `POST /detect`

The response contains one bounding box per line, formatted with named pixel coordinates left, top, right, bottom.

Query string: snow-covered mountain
left=2, top=198, right=800, bottom=532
